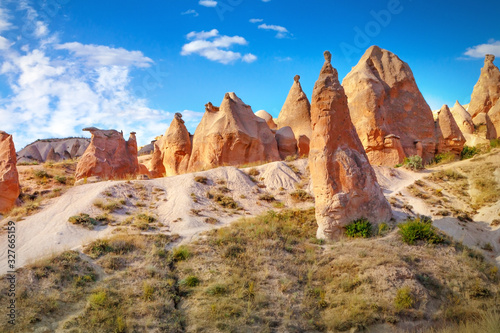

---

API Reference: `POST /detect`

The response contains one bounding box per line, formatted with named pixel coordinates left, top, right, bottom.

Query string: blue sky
left=1, top=0, right=499, bottom=149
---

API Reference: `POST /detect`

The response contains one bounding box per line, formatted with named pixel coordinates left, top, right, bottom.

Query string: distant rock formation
left=435, top=105, right=466, bottom=156
left=309, top=51, right=392, bottom=239
left=17, top=137, right=90, bottom=164
left=255, top=110, right=277, bottom=130
left=138, top=141, right=155, bottom=156
left=0, top=131, right=20, bottom=212
left=277, top=75, right=312, bottom=147
left=147, top=141, right=166, bottom=178
left=487, top=100, right=500, bottom=139
left=75, top=128, right=141, bottom=181
left=469, top=55, right=500, bottom=125
left=343, top=46, right=436, bottom=165
left=450, top=101, right=475, bottom=135
left=275, top=126, right=297, bottom=159
left=188, top=93, right=280, bottom=172
left=162, top=113, right=192, bottom=177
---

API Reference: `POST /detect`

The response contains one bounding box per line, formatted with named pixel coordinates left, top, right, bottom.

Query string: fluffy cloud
left=464, top=39, right=500, bottom=58
left=258, top=23, right=290, bottom=39
left=0, top=2, right=179, bottom=148
left=249, top=18, right=263, bottom=23
left=199, top=0, right=217, bottom=7
left=181, top=29, right=257, bottom=64
left=181, top=9, right=199, bottom=17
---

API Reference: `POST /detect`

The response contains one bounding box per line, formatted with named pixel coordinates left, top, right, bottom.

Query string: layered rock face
left=0, top=131, right=20, bottom=212
left=17, top=138, right=90, bottom=164
left=255, top=110, right=277, bottom=130
left=277, top=75, right=312, bottom=143
left=435, top=105, right=466, bottom=155
left=343, top=45, right=436, bottom=165
left=162, top=113, right=192, bottom=177
left=188, top=93, right=280, bottom=172
left=275, top=126, right=297, bottom=159
left=450, top=101, right=475, bottom=135
left=469, top=55, right=500, bottom=125
left=309, top=51, right=392, bottom=239
left=75, top=128, right=140, bottom=181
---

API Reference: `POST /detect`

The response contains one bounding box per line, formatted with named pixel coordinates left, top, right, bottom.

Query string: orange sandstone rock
left=0, top=131, right=20, bottom=212
left=469, top=54, right=500, bottom=125
left=275, top=126, right=297, bottom=159
left=309, top=51, right=392, bottom=240
left=162, top=113, right=192, bottom=177
left=255, top=110, right=277, bottom=130
left=277, top=75, right=312, bottom=140
left=435, top=105, right=466, bottom=156
left=450, top=101, right=475, bottom=135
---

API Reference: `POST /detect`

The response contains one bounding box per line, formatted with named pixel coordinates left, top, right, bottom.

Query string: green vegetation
left=344, top=218, right=372, bottom=238
left=404, top=155, right=424, bottom=170
left=68, top=213, right=98, bottom=229
left=460, top=145, right=479, bottom=160
left=433, top=152, right=457, bottom=165
left=398, top=216, right=444, bottom=245
left=394, top=286, right=415, bottom=310
left=290, top=189, right=314, bottom=202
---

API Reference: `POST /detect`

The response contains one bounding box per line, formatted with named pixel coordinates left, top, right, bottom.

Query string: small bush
left=213, top=194, right=239, bottom=209
left=143, top=282, right=155, bottom=301
left=394, top=287, right=414, bottom=310
left=55, top=175, right=67, bottom=184
left=194, top=176, right=209, bottom=184
left=248, top=168, right=260, bottom=176
left=433, top=152, right=457, bottom=165
left=86, top=239, right=113, bottom=259
left=172, top=246, right=191, bottom=261
left=33, top=169, right=52, bottom=179
left=68, top=214, right=98, bottom=229
left=206, top=284, right=227, bottom=296
left=181, top=276, right=200, bottom=287
left=461, top=145, right=479, bottom=160
left=398, top=216, right=443, bottom=245
left=258, top=193, right=276, bottom=202
left=490, top=138, right=500, bottom=148
left=290, top=190, right=314, bottom=202
left=404, top=155, right=423, bottom=171
left=345, top=218, right=372, bottom=238
left=205, top=217, right=218, bottom=224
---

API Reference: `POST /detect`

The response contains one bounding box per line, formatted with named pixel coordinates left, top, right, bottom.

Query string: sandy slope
left=1, top=155, right=499, bottom=275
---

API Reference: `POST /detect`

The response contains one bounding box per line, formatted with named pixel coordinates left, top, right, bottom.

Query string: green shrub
left=290, top=190, right=314, bottom=202
left=55, top=175, right=67, bottom=184
left=461, top=145, right=479, bottom=160
left=490, top=138, right=500, bottom=148
left=433, top=152, right=456, bottom=164
left=86, top=239, right=113, bottom=259
left=258, top=193, right=276, bottom=202
left=33, top=169, right=52, bottom=179
left=394, top=286, right=414, bottom=310
left=404, top=155, right=423, bottom=170
left=248, top=168, right=260, bottom=176
left=68, top=213, right=98, bottom=229
left=398, top=216, right=443, bottom=245
left=345, top=218, right=372, bottom=238
left=172, top=246, right=191, bottom=261
left=213, top=194, right=239, bottom=209
left=206, top=284, right=227, bottom=296
left=181, top=276, right=200, bottom=287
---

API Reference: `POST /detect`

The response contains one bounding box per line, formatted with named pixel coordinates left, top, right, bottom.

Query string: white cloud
left=0, top=35, right=11, bottom=50
left=34, top=21, right=48, bottom=38
left=55, top=42, right=153, bottom=68
left=0, top=7, right=12, bottom=33
left=0, top=2, right=175, bottom=148
left=249, top=18, right=263, bottom=23
left=181, top=9, right=199, bottom=17
left=464, top=39, right=500, bottom=58
left=262, top=0, right=271, bottom=2
left=257, top=23, right=290, bottom=39
left=181, top=29, right=256, bottom=65
left=199, top=0, right=217, bottom=7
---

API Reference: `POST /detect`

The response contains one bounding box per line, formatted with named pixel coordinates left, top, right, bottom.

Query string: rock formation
left=162, top=113, right=192, bottom=177
left=487, top=100, right=500, bottom=139
left=309, top=51, right=392, bottom=239
left=188, top=93, right=280, bottom=172
left=147, top=140, right=166, bottom=178
left=75, top=128, right=140, bottom=181
left=255, top=110, right=277, bottom=130
left=275, top=126, right=297, bottom=159
left=277, top=75, right=312, bottom=141
left=435, top=105, right=466, bottom=156
left=0, top=131, right=20, bottom=212
left=343, top=45, right=437, bottom=165
left=450, top=101, right=475, bottom=135
left=17, top=137, right=90, bottom=164
left=469, top=54, right=500, bottom=125
left=297, top=135, right=310, bottom=156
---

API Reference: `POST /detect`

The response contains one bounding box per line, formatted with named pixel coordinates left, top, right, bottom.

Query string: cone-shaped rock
left=0, top=131, right=20, bottom=212
left=255, top=110, right=277, bottom=130
left=469, top=55, right=500, bottom=124
left=275, top=126, right=297, bottom=159
left=277, top=75, right=312, bottom=140
left=46, top=147, right=61, bottom=162
left=450, top=101, right=474, bottom=135
left=435, top=105, right=466, bottom=156
left=75, top=128, right=140, bottom=181
left=147, top=140, right=166, bottom=178
left=188, top=93, right=280, bottom=172
left=162, top=113, right=192, bottom=176
left=309, top=51, right=392, bottom=239
left=343, top=46, right=436, bottom=165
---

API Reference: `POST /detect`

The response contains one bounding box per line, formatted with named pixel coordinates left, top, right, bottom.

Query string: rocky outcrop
left=309, top=51, right=392, bottom=240
left=469, top=55, right=500, bottom=125
left=75, top=128, right=140, bottom=181
left=255, top=110, right=277, bottom=130
left=450, top=101, right=474, bottom=135
left=435, top=105, right=466, bottom=156
left=343, top=45, right=436, bottom=165
left=162, top=113, right=192, bottom=177
left=0, top=131, right=20, bottom=212
left=188, top=93, right=280, bottom=172
left=147, top=140, right=166, bottom=178
left=487, top=100, right=500, bottom=139
left=275, top=126, right=297, bottom=159
left=138, top=141, right=155, bottom=156
left=17, top=137, right=90, bottom=164
left=277, top=75, right=312, bottom=141
left=297, top=135, right=310, bottom=156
